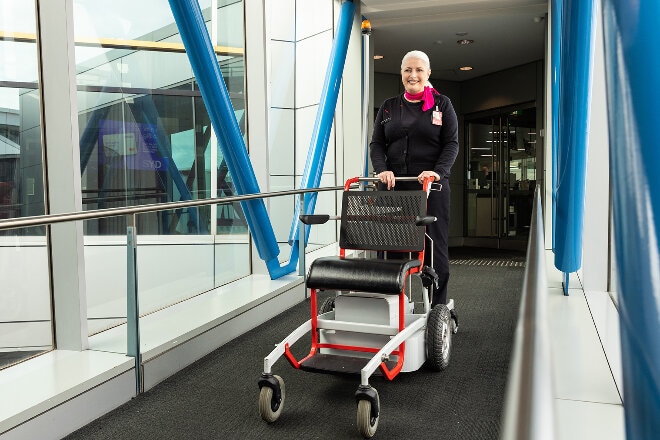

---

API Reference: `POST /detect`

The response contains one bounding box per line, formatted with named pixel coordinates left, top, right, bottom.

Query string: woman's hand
left=377, top=171, right=396, bottom=190
left=417, top=171, right=440, bottom=184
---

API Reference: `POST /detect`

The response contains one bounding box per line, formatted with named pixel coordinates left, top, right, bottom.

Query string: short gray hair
left=401, top=50, right=431, bottom=70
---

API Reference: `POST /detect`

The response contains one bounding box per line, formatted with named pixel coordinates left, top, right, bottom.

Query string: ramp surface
left=65, top=247, right=524, bottom=440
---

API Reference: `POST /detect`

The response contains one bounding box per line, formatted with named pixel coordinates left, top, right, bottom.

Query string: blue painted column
left=601, top=1, right=660, bottom=438
left=168, top=0, right=283, bottom=276
left=287, top=0, right=355, bottom=245
left=554, top=0, right=595, bottom=290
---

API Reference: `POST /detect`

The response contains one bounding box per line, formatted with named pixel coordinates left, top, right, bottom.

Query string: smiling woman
left=370, top=49, right=459, bottom=308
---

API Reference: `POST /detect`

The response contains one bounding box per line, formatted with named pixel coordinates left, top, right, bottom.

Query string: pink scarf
left=404, top=86, right=439, bottom=111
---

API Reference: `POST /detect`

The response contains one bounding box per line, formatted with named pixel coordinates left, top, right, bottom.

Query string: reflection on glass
left=74, top=0, right=247, bottom=236
left=0, top=0, right=51, bottom=370
left=74, top=0, right=250, bottom=334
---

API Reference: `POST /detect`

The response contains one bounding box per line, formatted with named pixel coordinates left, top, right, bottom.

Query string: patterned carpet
left=65, top=247, right=525, bottom=440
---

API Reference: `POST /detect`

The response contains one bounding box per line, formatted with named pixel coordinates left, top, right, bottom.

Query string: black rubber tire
left=258, top=375, right=285, bottom=423
left=356, top=389, right=379, bottom=438
left=426, top=304, right=453, bottom=371
left=318, top=296, right=336, bottom=315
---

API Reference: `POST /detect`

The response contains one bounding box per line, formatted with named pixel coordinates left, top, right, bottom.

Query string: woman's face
left=401, top=57, right=431, bottom=95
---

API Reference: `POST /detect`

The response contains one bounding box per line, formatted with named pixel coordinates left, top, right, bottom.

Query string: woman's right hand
left=377, top=171, right=395, bottom=190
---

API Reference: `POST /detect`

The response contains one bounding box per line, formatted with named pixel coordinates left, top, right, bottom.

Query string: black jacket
left=370, top=93, right=458, bottom=179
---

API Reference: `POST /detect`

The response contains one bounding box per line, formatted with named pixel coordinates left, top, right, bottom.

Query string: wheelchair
left=258, top=176, right=458, bottom=438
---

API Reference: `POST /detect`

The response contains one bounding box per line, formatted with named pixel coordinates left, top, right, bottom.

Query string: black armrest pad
left=300, top=214, right=330, bottom=225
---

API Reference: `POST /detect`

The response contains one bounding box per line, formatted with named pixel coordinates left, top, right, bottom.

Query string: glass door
left=465, top=107, right=537, bottom=242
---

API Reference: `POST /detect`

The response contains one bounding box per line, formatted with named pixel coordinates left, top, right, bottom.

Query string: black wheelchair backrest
left=339, top=190, right=427, bottom=252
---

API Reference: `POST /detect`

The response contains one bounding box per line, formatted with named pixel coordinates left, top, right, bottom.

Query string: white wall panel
left=269, top=0, right=295, bottom=41
left=294, top=30, right=332, bottom=108
left=294, top=104, right=335, bottom=175
left=268, top=175, right=295, bottom=242
left=296, top=0, right=332, bottom=41
left=268, top=108, right=295, bottom=175
left=581, top=9, right=610, bottom=292
left=269, top=41, right=295, bottom=108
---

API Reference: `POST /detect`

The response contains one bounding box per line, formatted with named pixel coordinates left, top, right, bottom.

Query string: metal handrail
left=0, top=186, right=342, bottom=231
left=501, top=185, right=555, bottom=439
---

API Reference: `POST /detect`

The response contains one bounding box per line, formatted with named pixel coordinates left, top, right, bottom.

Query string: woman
left=369, top=50, right=459, bottom=307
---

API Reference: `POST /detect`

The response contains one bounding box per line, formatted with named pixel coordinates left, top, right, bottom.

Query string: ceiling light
left=373, top=55, right=383, bottom=60
left=456, top=32, right=468, bottom=36
left=457, top=39, right=474, bottom=45
left=459, top=66, right=473, bottom=71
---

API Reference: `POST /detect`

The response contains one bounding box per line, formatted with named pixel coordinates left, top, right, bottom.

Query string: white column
left=244, top=0, right=271, bottom=274
left=581, top=5, right=610, bottom=292
left=36, top=0, right=88, bottom=349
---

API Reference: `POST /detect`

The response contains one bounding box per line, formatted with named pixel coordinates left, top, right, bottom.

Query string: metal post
left=360, top=19, right=372, bottom=186
left=126, top=214, right=142, bottom=394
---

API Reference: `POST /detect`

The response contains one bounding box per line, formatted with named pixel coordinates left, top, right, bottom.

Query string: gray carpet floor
left=65, top=247, right=524, bottom=440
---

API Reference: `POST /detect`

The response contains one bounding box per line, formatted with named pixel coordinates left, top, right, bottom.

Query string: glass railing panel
left=0, top=236, right=51, bottom=369
left=84, top=212, right=218, bottom=338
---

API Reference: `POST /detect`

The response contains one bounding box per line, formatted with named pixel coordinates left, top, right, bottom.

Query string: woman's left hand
left=417, top=171, right=440, bottom=184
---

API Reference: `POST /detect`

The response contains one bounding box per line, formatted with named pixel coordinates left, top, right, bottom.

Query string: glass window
left=0, top=1, right=45, bottom=228
left=73, top=0, right=247, bottom=236
left=73, top=1, right=250, bottom=334
left=0, top=1, right=51, bottom=370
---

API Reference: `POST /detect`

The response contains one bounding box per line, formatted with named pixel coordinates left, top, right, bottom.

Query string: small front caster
left=355, top=385, right=380, bottom=438
left=258, top=374, right=285, bottom=423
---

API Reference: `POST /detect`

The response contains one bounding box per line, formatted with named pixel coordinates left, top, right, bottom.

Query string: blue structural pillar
left=554, top=0, right=594, bottom=293
left=601, top=1, right=660, bottom=438
left=168, top=0, right=284, bottom=277
left=287, top=0, right=355, bottom=245
left=550, top=0, right=562, bottom=249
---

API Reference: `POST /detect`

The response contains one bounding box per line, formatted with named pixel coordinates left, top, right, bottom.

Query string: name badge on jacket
left=432, top=107, right=442, bottom=126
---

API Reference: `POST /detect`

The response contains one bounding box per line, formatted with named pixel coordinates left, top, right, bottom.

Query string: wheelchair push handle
left=415, top=215, right=437, bottom=226
left=345, top=176, right=439, bottom=192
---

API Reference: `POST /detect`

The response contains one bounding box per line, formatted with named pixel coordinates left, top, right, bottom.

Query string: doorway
left=465, top=106, right=537, bottom=246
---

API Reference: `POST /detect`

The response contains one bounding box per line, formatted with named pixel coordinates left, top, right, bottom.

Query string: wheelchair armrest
left=300, top=214, right=330, bottom=225
left=415, top=215, right=437, bottom=226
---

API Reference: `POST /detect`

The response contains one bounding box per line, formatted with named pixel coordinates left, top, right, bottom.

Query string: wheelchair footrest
left=300, top=354, right=397, bottom=376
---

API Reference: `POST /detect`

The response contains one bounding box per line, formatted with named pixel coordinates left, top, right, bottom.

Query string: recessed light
left=459, top=66, right=473, bottom=71
left=457, top=39, right=474, bottom=45
left=373, top=55, right=384, bottom=60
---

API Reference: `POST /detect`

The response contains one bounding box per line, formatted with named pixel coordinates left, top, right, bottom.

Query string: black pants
left=380, top=178, right=450, bottom=306
left=424, top=178, right=450, bottom=306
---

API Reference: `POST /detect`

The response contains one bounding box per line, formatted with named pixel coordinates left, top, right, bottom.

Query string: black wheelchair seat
left=306, top=256, right=421, bottom=294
